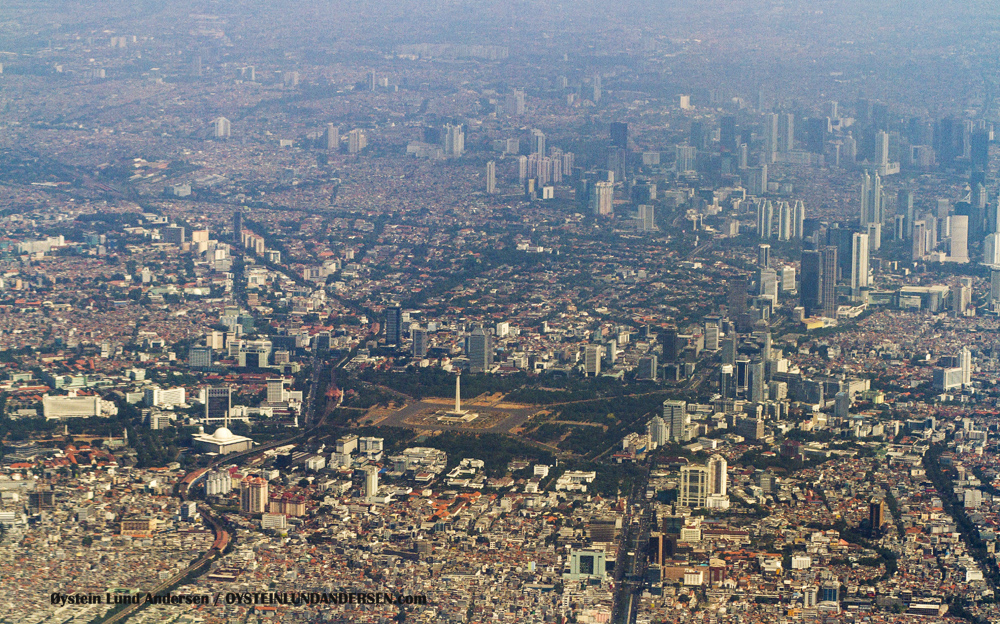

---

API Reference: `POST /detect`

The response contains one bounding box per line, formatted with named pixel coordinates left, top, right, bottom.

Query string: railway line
left=101, top=361, right=341, bottom=623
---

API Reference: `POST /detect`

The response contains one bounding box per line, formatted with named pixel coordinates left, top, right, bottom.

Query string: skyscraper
left=800, top=250, right=822, bottom=317
left=233, top=209, right=244, bottom=245
left=443, top=123, right=465, bottom=156
left=662, top=399, right=687, bottom=442
left=961, top=346, right=972, bottom=386
left=719, top=364, right=734, bottom=398
left=205, top=386, right=231, bottom=421
left=638, top=204, right=655, bottom=231
left=950, top=214, right=969, bottom=262
left=505, top=89, right=526, bottom=115
left=364, top=465, right=379, bottom=501
left=412, top=327, right=428, bottom=357
left=610, top=122, right=629, bottom=149
left=851, top=232, right=870, bottom=294
left=679, top=465, right=709, bottom=508
left=468, top=326, right=491, bottom=373
left=763, top=112, right=779, bottom=162
left=647, top=416, right=668, bottom=446
left=821, top=246, right=838, bottom=318
left=214, top=117, right=231, bottom=138
left=590, top=181, right=614, bottom=216
left=912, top=221, right=927, bottom=260
left=240, top=476, right=268, bottom=514
left=707, top=454, right=727, bottom=497
left=348, top=129, right=367, bottom=153
left=486, top=160, right=497, bottom=194
left=777, top=201, right=792, bottom=241
left=860, top=171, right=882, bottom=227
left=984, top=232, right=1000, bottom=265
left=792, top=200, right=805, bottom=239
left=756, top=200, right=773, bottom=238
left=758, top=243, right=771, bottom=268
left=324, top=123, right=339, bottom=150
left=530, top=129, right=546, bottom=155
left=584, top=344, right=602, bottom=376
left=385, top=306, right=402, bottom=346
left=778, top=113, right=794, bottom=152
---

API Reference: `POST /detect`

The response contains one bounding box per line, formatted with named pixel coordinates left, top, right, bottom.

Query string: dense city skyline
left=2, top=1, right=1000, bottom=623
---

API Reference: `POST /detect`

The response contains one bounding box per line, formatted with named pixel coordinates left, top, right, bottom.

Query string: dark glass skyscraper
left=610, top=122, right=628, bottom=149
left=800, top=250, right=822, bottom=317
left=386, top=306, right=402, bottom=346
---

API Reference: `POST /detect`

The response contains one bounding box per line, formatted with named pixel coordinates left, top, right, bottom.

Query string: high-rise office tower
left=638, top=204, right=655, bottom=231
left=468, top=326, right=491, bottom=373
left=800, top=250, right=822, bottom=317
left=951, top=214, right=969, bottom=262
left=992, top=268, right=1000, bottom=306
left=680, top=465, right=709, bottom=507
left=821, top=246, right=838, bottom=318
left=758, top=243, right=771, bottom=268
left=868, top=497, right=885, bottom=537
left=898, top=189, right=915, bottom=234
left=912, top=220, right=927, bottom=260
left=876, top=130, right=890, bottom=170
left=638, top=355, right=658, bottom=380
left=851, top=233, right=870, bottom=294
left=348, top=129, right=367, bottom=153
left=233, top=210, right=244, bottom=244
left=486, top=161, right=497, bottom=194
left=961, top=346, right=972, bottom=386
left=707, top=454, right=728, bottom=497
left=610, top=122, right=629, bottom=149
left=676, top=145, right=697, bottom=173
left=734, top=357, right=750, bottom=394
left=778, top=113, right=794, bottom=152
left=985, top=233, right=1000, bottom=265
left=704, top=319, right=721, bottom=351
left=763, top=112, right=779, bottom=162
left=662, top=400, right=687, bottom=442
left=781, top=265, right=796, bottom=293
left=721, top=336, right=737, bottom=365
left=729, top=277, right=748, bottom=315
left=748, top=165, right=768, bottom=195
left=792, top=200, right=805, bottom=239
left=719, top=364, right=734, bottom=398
left=647, top=416, right=668, bottom=446
left=591, top=74, right=602, bottom=102
left=720, top=115, right=737, bottom=150
left=679, top=465, right=709, bottom=508
left=759, top=268, right=778, bottom=303
left=584, top=344, right=602, bottom=376
left=860, top=171, right=883, bottom=226
left=385, top=306, right=402, bottom=345
left=214, top=117, right=231, bottom=138
left=412, top=327, right=428, bottom=357
left=530, top=129, right=546, bottom=155
left=205, top=386, right=231, bottom=421
left=443, top=123, right=465, bottom=156
left=971, top=129, right=990, bottom=171
left=324, top=124, right=339, bottom=150
left=749, top=359, right=766, bottom=402
left=518, top=155, right=528, bottom=185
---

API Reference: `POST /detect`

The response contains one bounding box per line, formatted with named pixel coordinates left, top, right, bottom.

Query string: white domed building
left=192, top=425, right=254, bottom=455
